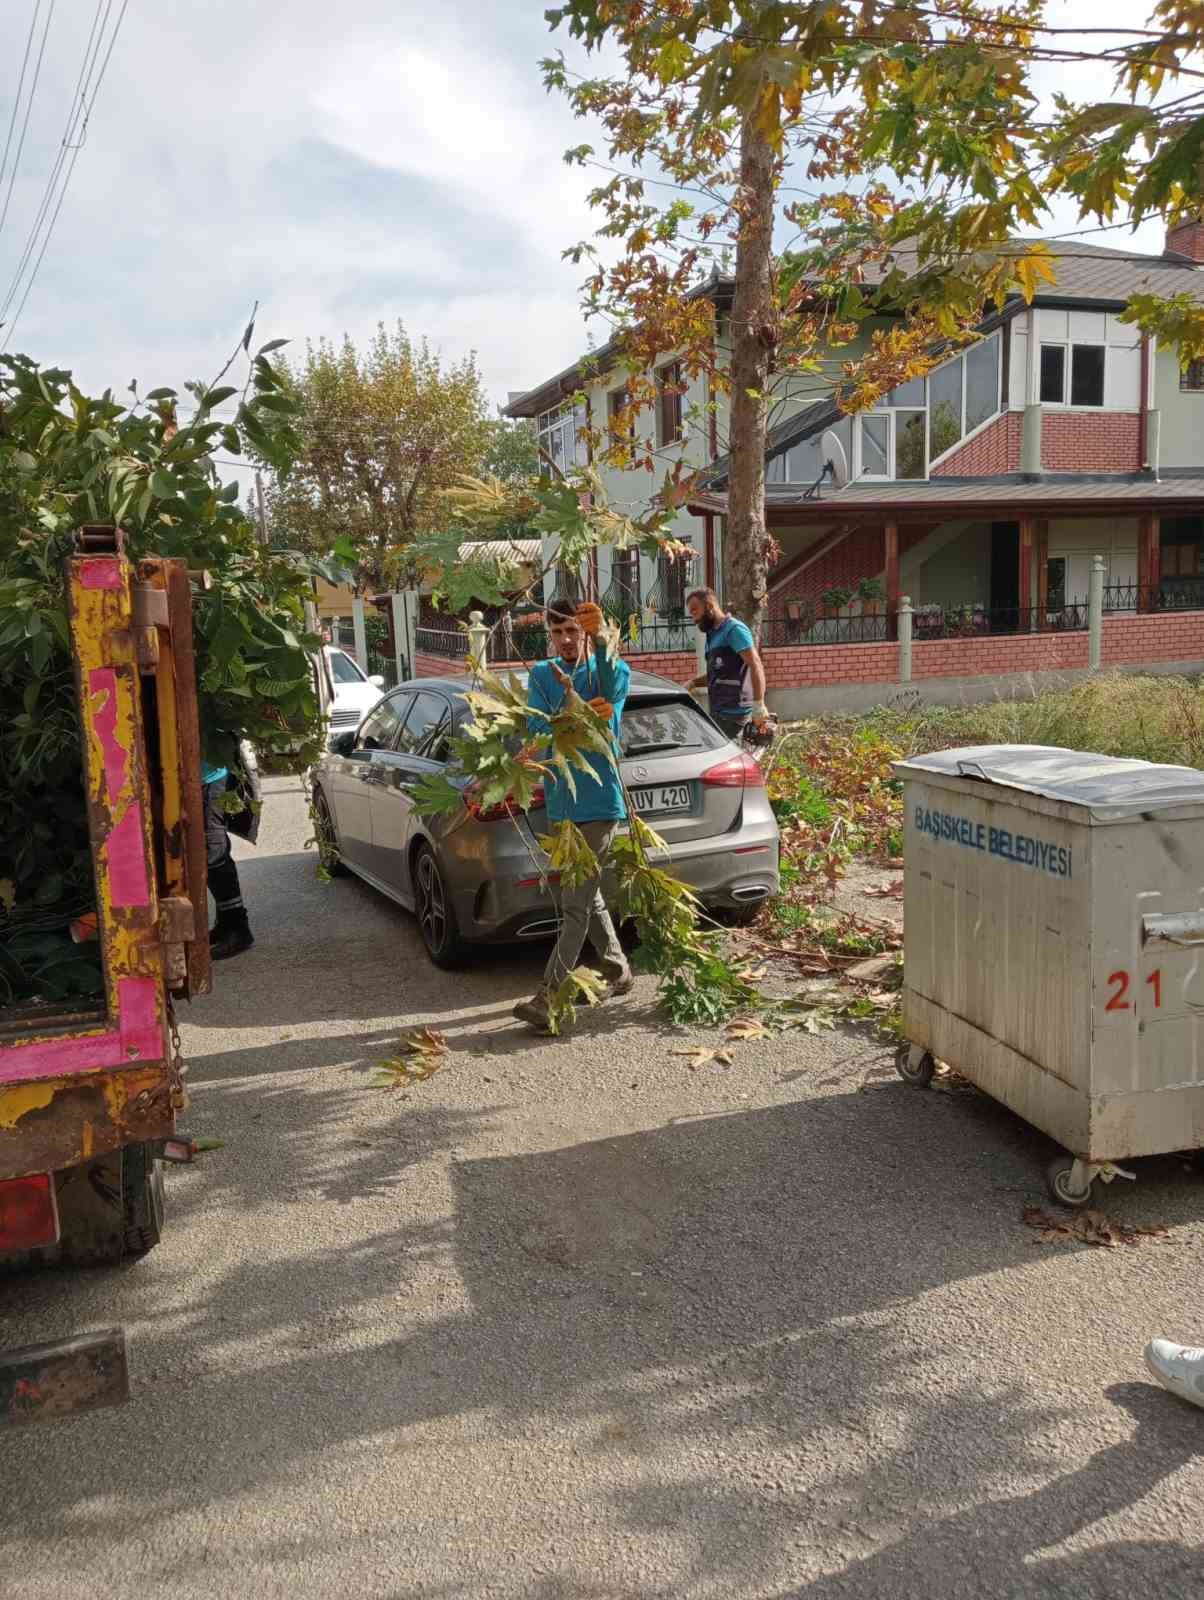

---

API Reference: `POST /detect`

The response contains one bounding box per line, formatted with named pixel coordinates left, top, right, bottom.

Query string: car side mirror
left=368, top=674, right=386, bottom=689
left=329, top=730, right=356, bottom=757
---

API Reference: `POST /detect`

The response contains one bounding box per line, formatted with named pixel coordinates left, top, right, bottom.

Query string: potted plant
left=856, top=576, right=886, bottom=615
left=820, top=585, right=853, bottom=617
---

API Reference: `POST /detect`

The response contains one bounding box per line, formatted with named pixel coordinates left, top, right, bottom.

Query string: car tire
left=312, top=787, right=349, bottom=877
left=413, top=843, right=469, bottom=968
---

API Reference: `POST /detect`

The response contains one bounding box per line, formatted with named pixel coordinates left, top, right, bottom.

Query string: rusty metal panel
left=0, top=1066, right=174, bottom=1180
left=1, top=1328, right=128, bottom=1426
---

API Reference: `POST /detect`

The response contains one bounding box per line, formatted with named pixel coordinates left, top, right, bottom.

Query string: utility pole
left=254, top=470, right=269, bottom=547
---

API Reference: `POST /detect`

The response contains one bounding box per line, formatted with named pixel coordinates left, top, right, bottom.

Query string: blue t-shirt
left=527, top=652, right=631, bottom=824
left=705, top=615, right=756, bottom=718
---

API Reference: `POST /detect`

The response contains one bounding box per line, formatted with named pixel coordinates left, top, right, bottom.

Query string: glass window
left=895, top=411, right=927, bottom=480
left=965, top=338, right=1000, bottom=432
left=885, top=376, right=926, bottom=408
left=1040, top=345, right=1066, bottom=403
left=328, top=649, right=365, bottom=685
left=928, top=359, right=964, bottom=459
left=656, top=361, right=684, bottom=446
left=1181, top=359, right=1204, bottom=392
left=860, top=414, right=889, bottom=476
left=608, top=387, right=634, bottom=443
left=358, top=695, right=407, bottom=752
left=398, top=691, right=450, bottom=756
left=1070, top=345, right=1105, bottom=407
left=619, top=699, right=728, bottom=757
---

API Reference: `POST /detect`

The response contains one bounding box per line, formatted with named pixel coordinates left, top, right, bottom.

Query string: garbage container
left=893, top=744, right=1204, bottom=1206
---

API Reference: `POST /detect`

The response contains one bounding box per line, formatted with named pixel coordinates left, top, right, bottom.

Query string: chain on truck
left=0, top=527, right=213, bottom=1426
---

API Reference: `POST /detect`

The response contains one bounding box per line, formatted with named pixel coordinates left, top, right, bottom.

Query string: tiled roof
left=863, top=238, right=1204, bottom=307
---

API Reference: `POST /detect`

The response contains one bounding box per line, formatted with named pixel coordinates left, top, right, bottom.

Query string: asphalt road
left=3, top=776, right=1204, bottom=1599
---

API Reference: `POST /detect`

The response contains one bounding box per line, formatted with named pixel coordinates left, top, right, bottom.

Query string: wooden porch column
left=1019, top=515, right=1034, bottom=627
left=1139, top=513, right=1161, bottom=610
left=704, top=512, right=716, bottom=590
left=1035, top=518, right=1049, bottom=629
left=885, top=520, right=900, bottom=641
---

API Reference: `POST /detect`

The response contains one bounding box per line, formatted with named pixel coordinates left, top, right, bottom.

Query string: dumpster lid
left=893, top=744, right=1204, bottom=820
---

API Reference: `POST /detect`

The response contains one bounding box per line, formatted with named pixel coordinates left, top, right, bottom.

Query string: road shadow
left=4, top=1082, right=1202, bottom=1597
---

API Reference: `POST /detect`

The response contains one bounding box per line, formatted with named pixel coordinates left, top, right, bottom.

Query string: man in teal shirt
left=686, top=586, right=770, bottom=743
left=513, top=595, right=634, bottom=1031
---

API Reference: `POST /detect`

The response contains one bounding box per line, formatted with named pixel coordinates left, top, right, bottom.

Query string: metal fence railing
left=761, top=611, right=891, bottom=647
left=910, top=602, right=1089, bottom=640
left=1102, top=579, right=1204, bottom=613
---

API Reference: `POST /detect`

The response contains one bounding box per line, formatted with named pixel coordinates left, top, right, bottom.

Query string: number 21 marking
left=1104, top=969, right=1162, bottom=1011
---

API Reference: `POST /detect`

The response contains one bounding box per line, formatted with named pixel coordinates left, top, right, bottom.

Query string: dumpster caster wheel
left=896, top=1044, right=935, bottom=1088
left=1046, top=1157, right=1096, bottom=1209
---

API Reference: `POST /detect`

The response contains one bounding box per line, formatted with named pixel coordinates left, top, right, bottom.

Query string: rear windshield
left=620, top=698, right=727, bottom=757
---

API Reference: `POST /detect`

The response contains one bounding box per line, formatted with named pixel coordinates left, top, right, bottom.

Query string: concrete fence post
left=898, top=594, right=913, bottom=684
left=351, top=596, right=369, bottom=673
left=466, top=609, right=490, bottom=683
left=1088, top=555, right=1105, bottom=672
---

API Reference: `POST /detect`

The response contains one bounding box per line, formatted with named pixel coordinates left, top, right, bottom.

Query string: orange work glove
left=587, top=695, right=614, bottom=721
left=575, top=601, right=604, bottom=637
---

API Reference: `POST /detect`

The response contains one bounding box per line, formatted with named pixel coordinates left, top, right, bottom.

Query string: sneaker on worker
left=512, top=988, right=555, bottom=1033
left=209, top=908, right=254, bottom=962
left=601, top=960, right=635, bottom=999
left=1144, top=1338, right=1204, bottom=1410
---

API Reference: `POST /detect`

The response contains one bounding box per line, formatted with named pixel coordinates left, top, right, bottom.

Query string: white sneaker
left=1144, top=1338, right=1204, bottom=1411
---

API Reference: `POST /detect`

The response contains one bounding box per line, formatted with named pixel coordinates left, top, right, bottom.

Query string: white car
left=324, top=645, right=386, bottom=738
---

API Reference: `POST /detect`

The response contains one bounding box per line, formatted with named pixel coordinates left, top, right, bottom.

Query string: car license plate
left=629, top=783, right=692, bottom=816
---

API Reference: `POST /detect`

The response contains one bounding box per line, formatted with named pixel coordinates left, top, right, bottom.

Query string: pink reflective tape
left=88, top=667, right=130, bottom=803
left=79, top=559, right=123, bottom=590
left=0, top=978, right=164, bottom=1085
left=104, top=803, right=151, bottom=907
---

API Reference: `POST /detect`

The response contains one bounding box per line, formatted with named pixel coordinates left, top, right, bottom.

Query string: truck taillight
left=0, top=1173, right=59, bottom=1252
left=466, top=784, right=545, bottom=821
left=700, top=752, right=765, bottom=788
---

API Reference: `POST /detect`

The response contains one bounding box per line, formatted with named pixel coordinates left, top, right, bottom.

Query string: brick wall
left=762, top=642, right=899, bottom=687
left=1166, top=220, right=1204, bottom=263
left=931, top=411, right=1022, bottom=477
left=1042, top=411, right=1140, bottom=472
left=911, top=630, right=1089, bottom=679
left=414, top=614, right=1202, bottom=695
left=1103, top=611, right=1204, bottom=666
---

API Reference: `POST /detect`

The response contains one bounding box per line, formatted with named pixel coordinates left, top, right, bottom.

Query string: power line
left=0, top=0, right=56, bottom=238
left=0, top=0, right=126, bottom=350
left=0, top=0, right=109, bottom=330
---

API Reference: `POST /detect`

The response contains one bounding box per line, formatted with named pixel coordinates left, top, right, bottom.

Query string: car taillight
left=465, top=783, right=545, bottom=821
left=700, top=752, right=765, bottom=788
left=0, top=1172, right=59, bottom=1252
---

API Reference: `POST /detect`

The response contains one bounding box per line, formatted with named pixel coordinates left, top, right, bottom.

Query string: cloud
left=0, top=0, right=1178, bottom=426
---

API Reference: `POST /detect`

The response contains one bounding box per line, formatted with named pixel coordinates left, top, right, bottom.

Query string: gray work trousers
left=544, top=819, right=627, bottom=990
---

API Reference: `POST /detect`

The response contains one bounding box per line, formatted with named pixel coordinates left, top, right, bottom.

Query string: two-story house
left=506, top=228, right=1204, bottom=637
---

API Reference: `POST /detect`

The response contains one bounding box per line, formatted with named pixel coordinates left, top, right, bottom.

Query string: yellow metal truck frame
left=0, top=527, right=210, bottom=1270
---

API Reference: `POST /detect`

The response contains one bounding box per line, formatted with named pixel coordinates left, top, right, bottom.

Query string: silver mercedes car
left=309, top=669, right=780, bottom=966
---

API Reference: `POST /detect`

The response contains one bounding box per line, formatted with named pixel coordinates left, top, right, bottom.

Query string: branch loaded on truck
left=1, top=530, right=211, bottom=1423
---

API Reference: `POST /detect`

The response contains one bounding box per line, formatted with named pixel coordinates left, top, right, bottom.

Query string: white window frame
left=927, top=331, right=1003, bottom=472
left=1038, top=340, right=1109, bottom=410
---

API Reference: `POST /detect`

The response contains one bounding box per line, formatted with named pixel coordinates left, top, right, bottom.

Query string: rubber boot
left=210, top=907, right=254, bottom=961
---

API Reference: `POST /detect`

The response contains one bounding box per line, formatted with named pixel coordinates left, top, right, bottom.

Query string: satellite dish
left=820, top=430, right=849, bottom=490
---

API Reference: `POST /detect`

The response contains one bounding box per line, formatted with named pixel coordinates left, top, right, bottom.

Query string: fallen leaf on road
left=725, top=1016, right=772, bottom=1041
left=670, top=1046, right=735, bottom=1070
left=372, top=1028, right=449, bottom=1089
left=192, top=1137, right=225, bottom=1152
left=845, top=953, right=899, bottom=984
left=1022, top=1205, right=1170, bottom=1248
left=862, top=879, right=904, bottom=899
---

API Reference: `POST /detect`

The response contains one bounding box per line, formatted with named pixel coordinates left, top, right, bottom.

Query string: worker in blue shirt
left=201, top=757, right=253, bottom=960
left=513, top=595, right=634, bottom=1032
left=686, top=586, right=770, bottom=743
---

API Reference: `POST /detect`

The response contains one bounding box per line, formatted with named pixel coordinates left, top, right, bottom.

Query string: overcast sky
left=0, top=0, right=1173, bottom=417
